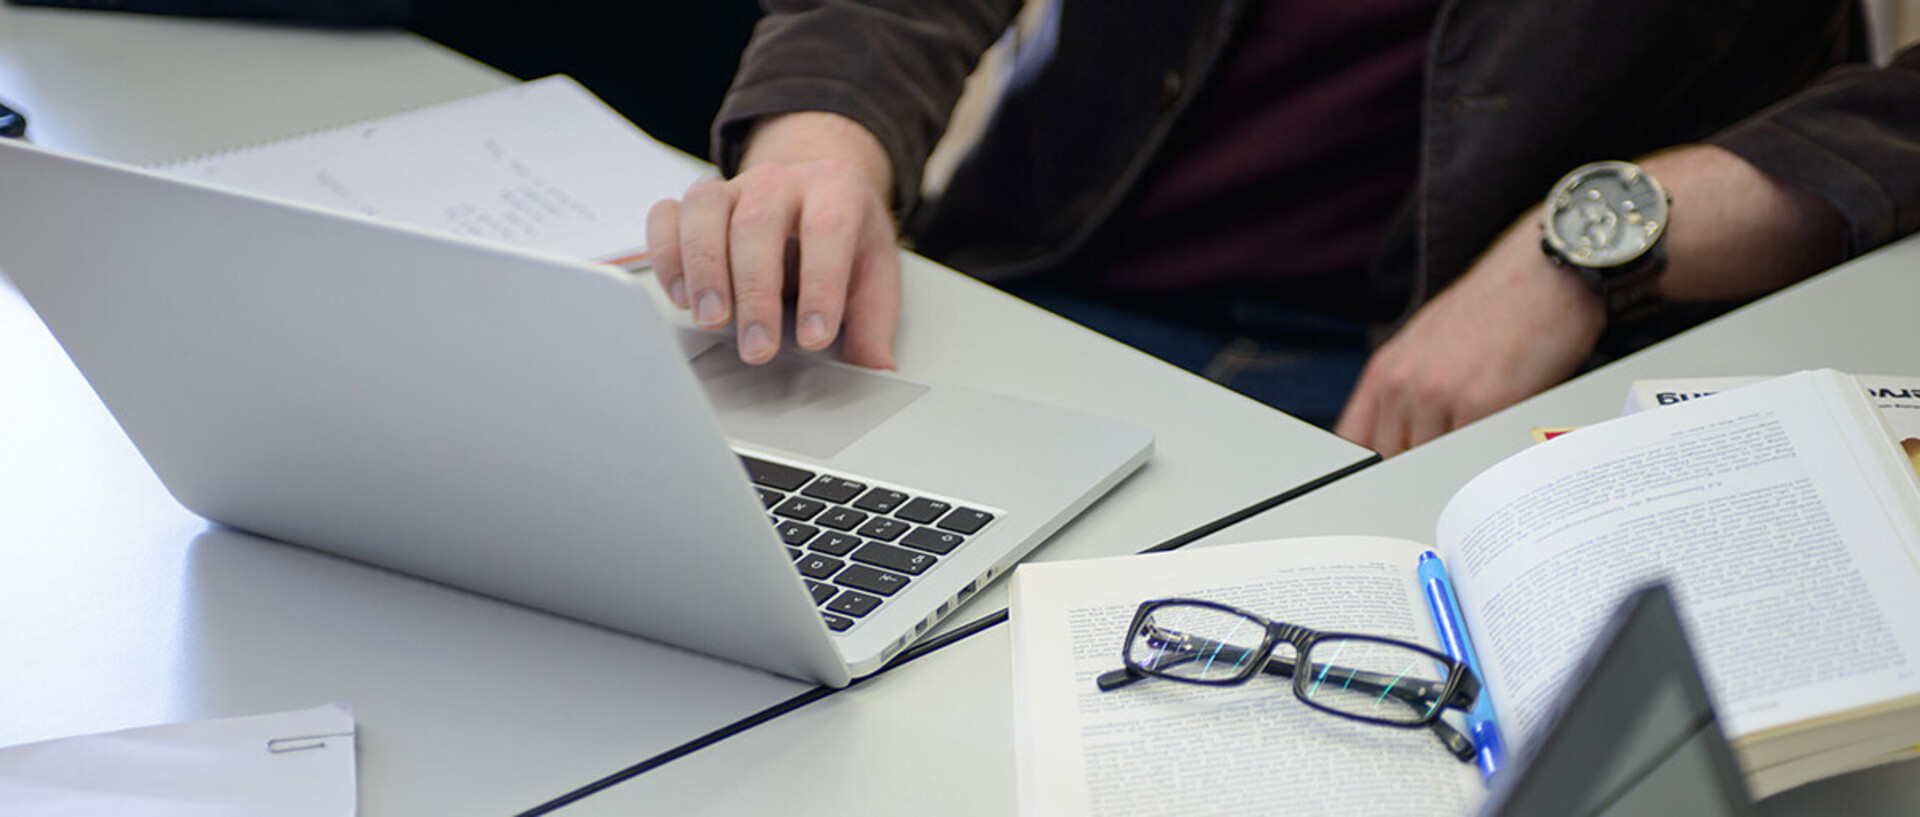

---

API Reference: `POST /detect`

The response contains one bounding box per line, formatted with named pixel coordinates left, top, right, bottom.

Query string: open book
left=1011, top=369, right=1920, bottom=814
left=1625, top=374, right=1920, bottom=476
left=158, top=75, right=706, bottom=269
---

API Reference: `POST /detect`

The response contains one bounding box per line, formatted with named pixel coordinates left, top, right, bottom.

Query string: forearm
left=1497, top=143, right=1848, bottom=324
left=1636, top=144, right=1846, bottom=303
left=1707, top=44, right=1920, bottom=258
left=1335, top=144, right=1847, bottom=455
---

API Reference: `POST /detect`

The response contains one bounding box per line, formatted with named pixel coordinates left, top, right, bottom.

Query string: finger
left=727, top=184, right=801, bottom=364
left=838, top=208, right=902, bottom=370
left=1333, top=382, right=1381, bottom=453
left=1373, top=412, right=1413, bottom=458
left=645, top=198, right=688, bottom=309
left=677, top=179, right=738, bottom=331
left=1403, top=399, right=1452, bottom=454
left=790, top=179, right=865, bottom=352
left=1356, top=380, right=1414, bottom=458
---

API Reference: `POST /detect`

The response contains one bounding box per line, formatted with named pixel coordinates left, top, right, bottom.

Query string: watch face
left=1543, top=161, right=1669, bottom=268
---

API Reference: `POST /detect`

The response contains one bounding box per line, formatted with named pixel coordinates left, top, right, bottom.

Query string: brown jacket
left=719, top=0, right=1911, bottom=327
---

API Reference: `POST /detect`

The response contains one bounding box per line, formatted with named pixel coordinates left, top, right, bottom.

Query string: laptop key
left=776, top=520, right=820, bottom=546
left=806, top=580, right=837, bottom=605
left=852, top=487, right=908, bottom=514
left=741, top=456, right=814, bottom=491
left=821, top=612, right=854, bottom=632
left=901, top=526, right=965, bottom=555
left=937, top=507, right=994, bottom=534
left=856, top=517, right=910, bottom=541
left=815, top=507, right=868, bottom=531
left=895, top=497, right=952, bottom=524
left=851, top=541, right=937, bottom=575
left=810, top=531, right=862, bottom=556
left=801, top=475, right=865, bottom=504
left=837, top=564, right=909, bottom=596
left=826, top=589, right=882, bottom=618
left=755, top=487, right=782, bottom=509
left=773, top=496, right=828, bottom=521
left=796, top=554, right=845, bottom=580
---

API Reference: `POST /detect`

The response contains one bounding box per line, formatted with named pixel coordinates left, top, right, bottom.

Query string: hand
left=1335, top=144, right=1846, bottom=456
left=1335, top=210, right=1605, bottom=457
left=645, top=112, right=901, bottom=368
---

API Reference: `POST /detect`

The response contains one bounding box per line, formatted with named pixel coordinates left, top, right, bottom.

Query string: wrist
left=1490, top=207, right=1609, bottom=341
left=1524, top=238, right=1610, bottom=339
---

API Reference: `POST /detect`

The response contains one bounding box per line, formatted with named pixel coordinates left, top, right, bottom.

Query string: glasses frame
left=1097, top=598, right=1483, bottom=761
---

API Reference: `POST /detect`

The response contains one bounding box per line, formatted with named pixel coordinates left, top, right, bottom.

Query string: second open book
left=1011, top=369, right=1920, bottom=814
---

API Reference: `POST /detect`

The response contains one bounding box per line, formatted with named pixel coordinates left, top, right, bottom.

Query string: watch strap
left=1603, top=256, right=1665, bottom=326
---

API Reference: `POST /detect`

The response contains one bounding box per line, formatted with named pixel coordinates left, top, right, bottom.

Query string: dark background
left=8, top=0, right=766, bottom=157
left=411, top=1, right=765, bottom=157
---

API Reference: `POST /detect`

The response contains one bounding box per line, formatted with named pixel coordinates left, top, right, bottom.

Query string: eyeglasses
left=1096, top=598, right=1482, bottom=761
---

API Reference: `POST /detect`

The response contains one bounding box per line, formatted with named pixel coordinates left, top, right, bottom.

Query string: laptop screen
left=1480, top=584, right=1755, bottom=817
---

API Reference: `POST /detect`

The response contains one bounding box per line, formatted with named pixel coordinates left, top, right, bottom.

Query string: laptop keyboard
left=739, top=454, right=996, bottom=633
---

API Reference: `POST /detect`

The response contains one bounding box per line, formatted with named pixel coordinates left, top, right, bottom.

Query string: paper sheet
left=0, top=704, right=357, bottom=816
left=161, top=75, right=706, bottom=269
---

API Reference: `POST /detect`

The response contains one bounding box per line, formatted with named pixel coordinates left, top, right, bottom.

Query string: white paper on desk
left=159, top=74, right=707, bottom=269
left=0, top=703, right=357, bottom=817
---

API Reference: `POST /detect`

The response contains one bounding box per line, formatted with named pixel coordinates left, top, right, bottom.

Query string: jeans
left=999, top=281, right=1371, bottom=430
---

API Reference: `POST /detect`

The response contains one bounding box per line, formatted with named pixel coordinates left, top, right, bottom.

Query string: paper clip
left=267, top=730, right=356, bottom=754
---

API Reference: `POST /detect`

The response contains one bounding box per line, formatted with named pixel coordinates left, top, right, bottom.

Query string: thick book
left=158, top=74, right=706, bottom=269
left=1011, top=369, right=1920, bottom=814
left=1625, top=374, right=1920, bottom=476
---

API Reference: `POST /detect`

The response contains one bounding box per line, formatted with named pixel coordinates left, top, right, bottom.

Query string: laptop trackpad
left=688, top=340, right=928, bottom=461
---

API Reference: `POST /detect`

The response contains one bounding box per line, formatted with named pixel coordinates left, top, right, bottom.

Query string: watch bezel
left=1541, top=160, right=1671, bottom=271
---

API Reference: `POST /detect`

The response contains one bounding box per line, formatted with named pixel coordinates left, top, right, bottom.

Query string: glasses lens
left=1297, top=637, right=1452, bottom=724
left=1126, top=603, right=1269, bottom=683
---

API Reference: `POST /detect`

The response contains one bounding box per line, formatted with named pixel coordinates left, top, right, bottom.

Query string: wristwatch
left=1540, top=160, right=1671, bottom=325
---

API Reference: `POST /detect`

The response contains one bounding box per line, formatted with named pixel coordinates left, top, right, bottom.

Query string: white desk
left=576, top=234, right=1920, bottom=814
left=0, top=7, right=1372, bottom=814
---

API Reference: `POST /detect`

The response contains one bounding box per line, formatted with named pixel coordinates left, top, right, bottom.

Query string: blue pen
left=1417, top=550, right=1505, bottom=781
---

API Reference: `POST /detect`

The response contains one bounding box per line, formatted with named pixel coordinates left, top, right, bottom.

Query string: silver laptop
left=0, top=139, right=1153, bottom=687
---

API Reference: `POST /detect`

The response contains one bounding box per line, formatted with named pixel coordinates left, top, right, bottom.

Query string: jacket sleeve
left=713, top=0, right=1022, bottom=216
left=1709, top=44, right=1920, bottom=257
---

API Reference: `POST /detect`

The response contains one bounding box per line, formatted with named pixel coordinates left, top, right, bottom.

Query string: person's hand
left=1335, top=210, right=1605, bottom=456
left=645, top=111, right=901, bottom=368
left=1335, top=144, right=1847, bottom=457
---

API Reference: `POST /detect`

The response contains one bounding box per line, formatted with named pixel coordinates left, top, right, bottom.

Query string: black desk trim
left=515, top=452, right=1382, bottom=816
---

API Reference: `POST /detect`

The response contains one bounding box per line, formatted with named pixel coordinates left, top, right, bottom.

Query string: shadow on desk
left=176, top=527, right=809, bottom=811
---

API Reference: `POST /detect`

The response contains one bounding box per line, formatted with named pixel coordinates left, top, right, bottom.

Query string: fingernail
left=669, top=278, right=687, bottom=308
left=741, top=324, right=773, bottom=360
left=798, top=313, right=828, bottom=347
left=695, top=291, right=725, bottom=326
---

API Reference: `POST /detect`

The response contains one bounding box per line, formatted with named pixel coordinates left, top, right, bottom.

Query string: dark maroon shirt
left=1065, top=0, right=1439, bottom=320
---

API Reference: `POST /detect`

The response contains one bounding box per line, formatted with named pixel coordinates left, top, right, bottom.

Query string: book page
left=161, top=75, right=707, bottom=268
left=1435, top=371, right=1920, bottom=765
left=1626, top=374, right=1920, bottom=478
left=1011, top=536, right=1483, bottom=817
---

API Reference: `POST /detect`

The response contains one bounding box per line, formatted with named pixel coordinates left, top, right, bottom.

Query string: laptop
left=0, top=139, right=1154, bottom=687
left=1481, top=583, right=1754, bottom=817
